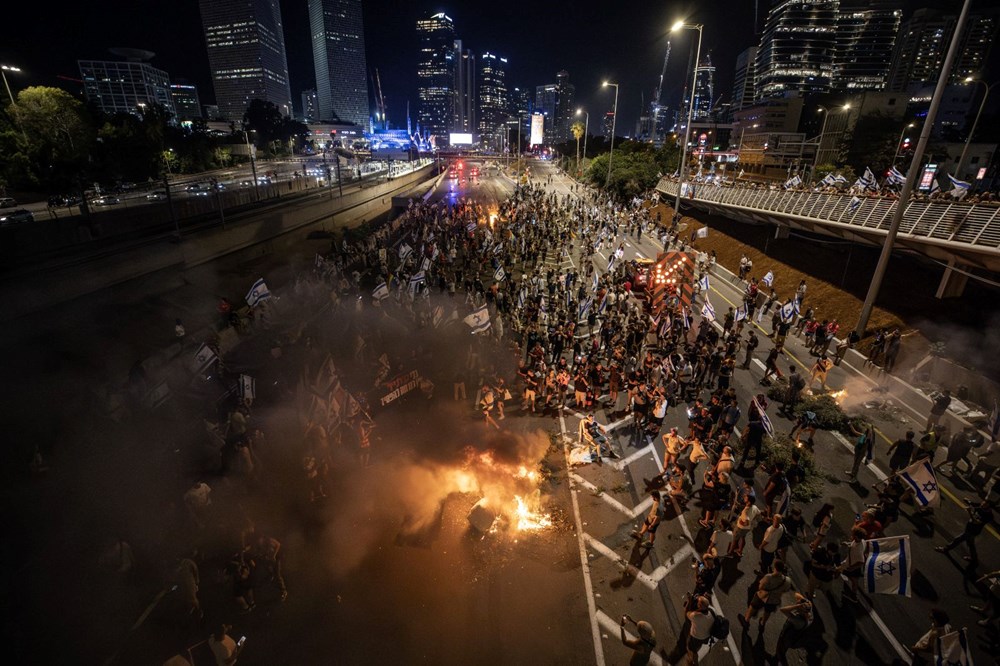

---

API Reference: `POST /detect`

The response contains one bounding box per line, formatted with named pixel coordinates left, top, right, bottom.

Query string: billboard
left=449, top=132, right=473, bottom=145
left=918, top=164, right=938, bottom=192
left=530, top=114, right=544, bottom=146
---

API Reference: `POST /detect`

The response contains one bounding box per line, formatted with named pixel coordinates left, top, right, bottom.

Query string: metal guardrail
left=657, top=179, right=1000, bottom=259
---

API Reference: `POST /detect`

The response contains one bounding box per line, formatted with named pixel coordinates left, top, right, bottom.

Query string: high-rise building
left=301, top=89, right=318, bottom=122
left=454, top=41, right=475, bottom=134
left=170, top=83, right=202, bottom=120
left=534, top=71, right=575, bottom=144
left=199, top=0, right=292, bottom=120
left=478, top=52, right=508, bottom=143
left=416, top=12, right=457, bottom=144
left=834, top=1, right=902, bottom=92
left=684, top=56, right=715, bottom=120
left=308, top=0, right=370, bottom=126
left=730, top=47, right=758, bottom=112
left=554, top=70, right=576, bottom=144
left=78, top=49, right=175, bottom=117
left=602, top=110, right=615, bottom=140
left=754, top=0, right=839, bottom=100
left=888, top=8, right=998, bottom=92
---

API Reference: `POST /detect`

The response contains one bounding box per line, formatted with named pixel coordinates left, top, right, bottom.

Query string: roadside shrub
left=761, top=433, right=828, bottom=503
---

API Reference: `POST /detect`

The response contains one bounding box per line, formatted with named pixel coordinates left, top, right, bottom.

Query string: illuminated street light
left=602, top=82, right=619, bottom=188
left=670, top=21, right=703, bottom=223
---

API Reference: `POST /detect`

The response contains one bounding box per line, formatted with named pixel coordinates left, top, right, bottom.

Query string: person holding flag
left=935, top=498, right=994, bottom=565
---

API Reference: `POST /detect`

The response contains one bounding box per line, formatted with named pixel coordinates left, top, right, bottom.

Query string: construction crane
left=650, top=41, right=671, bottom=145
left=372, top=68, right=387, bottom=130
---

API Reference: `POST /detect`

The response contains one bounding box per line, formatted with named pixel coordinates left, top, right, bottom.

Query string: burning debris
left=457, top=447, right=553, bottom=534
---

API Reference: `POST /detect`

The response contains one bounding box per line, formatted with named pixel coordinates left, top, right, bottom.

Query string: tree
left=841, top=111, right=900, bottom=175
left=243, top=99, right=308, bottom=156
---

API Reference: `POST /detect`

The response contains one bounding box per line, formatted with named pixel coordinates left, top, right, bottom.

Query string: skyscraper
left=754, top=0, right=839, bottom=100
left=170, top=84, right=202, bottom=120
left=78, top=49, right=175, bottom=117
left=834, top=1, right=902, bottom=92
left=301, top=89, right=318, bottom=123
left=478, top=52, right=508, bottom=143
left=554, top=70, right=575, bottom=144
left=534, top=83, right=558, bottom=143
left=685, top=56, right=715, bottom=120
left=454, top=41, right=475, bottom=134
left=730, top=47, right=758, bottom=112
left=308, top=0, right=370, bottom=126
left=199, top=0, right=292, bottom=120
left=416, top=13, right=457, bottom=144
left=888, top=8, right=998, bottom=92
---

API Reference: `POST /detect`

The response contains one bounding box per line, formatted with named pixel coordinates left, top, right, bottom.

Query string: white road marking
left=612, top=444, right=656, bottom=470
left=560, top=410, right=607, bottom=666
left=753, top=358, right=766, bottom=370
left=595, top=611, right=666, bottom=666
left=844, top=575, right=914, bottom=663
left=584, top=533, right=662, bottom=590
left=570, top=473, right=648, bottom=518
left=830, top=431, right=888, bottom=481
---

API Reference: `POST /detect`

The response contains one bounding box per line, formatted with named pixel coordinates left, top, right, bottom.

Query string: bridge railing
left=657, top=179, right=1000, bottom=252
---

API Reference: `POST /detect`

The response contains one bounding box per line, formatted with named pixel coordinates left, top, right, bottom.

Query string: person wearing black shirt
left=935, top=499, right=994, bottom=565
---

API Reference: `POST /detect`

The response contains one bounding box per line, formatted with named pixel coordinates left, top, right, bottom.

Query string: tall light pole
left=576, top=108, right=589, bottom=175
left=813, top=103, right=850, bottom=172
left=737, top=123, right=759, bottom=154
left=956, top=77, right=997, bottom=178
left=243, top=128, right=260, bottom=202
left=855, top=0, right=973, bottom=336
left=602, top=81, right=619, bottom=188
left=0, top=64, right=20, bottom=105
left=670, top=20, right=703, bottom=223
left=891, top=122, right=916, bottom=166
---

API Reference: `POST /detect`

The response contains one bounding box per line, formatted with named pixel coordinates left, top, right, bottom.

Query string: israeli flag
left=696, top=226, right=709, bottom=239
left=935, top=628, right=974, bottom=666
left=372, top=281, right=390, bottom=301
left=701, top=299, right=716, bottom=322
left=819, top=173, right=835, bottom=187
left=779, top=300, right=799, bottom=323
left=598, top=293, right=608, bottom=314
left=776, top=484, right=792, bottom=517
left=493, top=241, right=504, bottom=254
left=948, top=173, right=971, bottom=200
left=898, top=459, right=940, bottom=507
left=762, top=271, right=774, bottom=287
left=854, top=167, right=876, bottom=191
left=833, top=174, right=849, bottom=185
left=607, top=254, right=617, bottom=274
left=494, top=265, right=507, bottom=282
left=734, top=304, right=748, bottom=322
left=466, top=221, right=477, bottom=233
left=238, top=374, right=256, bottom=400
left=698, top=274, right=710, bottom=292
left=578, top=296, right=593, bottom=321
left=539, top=295, right=548, bottom=313
left=752, top=396, right=774, bottom=437
left=592, top=272, right=599, bottom=292
left=659, top=315, right=672, bottom=337
left=463, top=305, right=491, bottom=334
left=245, top=278, right=272, bottom=308
left=863, top=535, right=911, bottom=597
left=682, top=307, right=691, bottom=329
left=420, top=256, right=431, bottom=272
left=193, top=343, right=218, bottom=374
left=929, top=178, right=941, bottom=195
left=409, top=271, right=426, bottom=293
left=398, top=243, right=413, bottom=263
left=848, top=196, right=863, bottom=214
left=886, top=166, right=906, bottom=187
left=614, top=247, right=625, bottom=259
left=431, top=305, right=444, bottom=328
left=784, top=175, right=802, bottom=189
left=517, top=289, right=526, bottom=310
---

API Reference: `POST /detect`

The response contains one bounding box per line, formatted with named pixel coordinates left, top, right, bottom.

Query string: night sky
left=2, top=0, right=976, bottom=131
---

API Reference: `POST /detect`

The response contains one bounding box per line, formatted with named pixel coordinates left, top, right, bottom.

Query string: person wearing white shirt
left=685, top=595, right=714, bottom=665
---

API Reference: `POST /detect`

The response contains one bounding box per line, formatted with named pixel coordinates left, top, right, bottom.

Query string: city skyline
left=3, top=0, right=998, bottom=132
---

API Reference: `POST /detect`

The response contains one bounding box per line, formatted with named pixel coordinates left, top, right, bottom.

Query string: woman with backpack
left=809, top=504, right=835, bottom=550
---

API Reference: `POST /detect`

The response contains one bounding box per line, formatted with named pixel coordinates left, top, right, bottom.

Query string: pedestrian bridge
left=656, top=178, right=1000, bottom=294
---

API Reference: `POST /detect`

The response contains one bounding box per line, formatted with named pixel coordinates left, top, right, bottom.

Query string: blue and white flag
left=598, top=293, right=608, bottom=314
left=833, top=174, right=849, bottom=185
left=578, top=296, right=593, bottom=321
left=539, top=295, right=548, bottom=313
left=696, top=226, right=709, bottom=239
left=929, top=178, right=941, bottom=195
left=776, top=483, right=792, bottom=516
left=463, top=305, right=491, bottom=334
left=192, top=343, right=218, bottom=374
left=761, top=271, right=774, bottom=287
left=245, top=278, right=272, bottom=308
left=492, top=240, right=504, bottom=254
left=238, top=374, right=256, bottom=401
left=682, top=307, right=691, bottom=330
left=409, top=271, right=426, bottom=293
left=701, top=299, right=716, bottom=322
left=752, top=396, right=774, bottom=437
left=863, top=535, right=912, bottom=597
left=494, top=265, right=507, bottom=282
left=398, top=243, right=413, bottom=263
left=779, top=300, right=799, bottom=323
left=848, top=196, right=863, bottom=214
left=886, top=166, right=906, bottom=187
left=698, top=274, right=710, bottom=292
left=517, top=288, right=526, bottom=310
left=948, top=173, right=971, bottom=200
left=784, top=175, right=802, bottom=189
left=734, top=304, right=748, bottom=322
left=592, top=272, right=599, bottom=292
left=607, top=253, right=617, bottom=274
left=372, top=281, right=390, bottom=301
left=819, top=173, right=836, bottom=187
left=898, top=459, right=940, bottom=507
left=854, top=167, right=877, bottom=191
left=659, top=315, right=672, bottom=337
left=466, top=221, right=477, bottom=233
left=935, top=628, right=974, bottom=666
left=614, top=247, right=625, bottom=260
left=420, top=256, right=431, bottom=272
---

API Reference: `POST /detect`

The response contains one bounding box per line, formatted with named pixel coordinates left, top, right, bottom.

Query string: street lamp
left=576, top=108, right=589, bottom=175
left=956, top=77, right=997, bottom=178
left=737, top=123, right=759, bottom=158
left=670, top=20, right=703, bottom=223
left=813, top=103, right=850, bottom=173
left=891, top=122, right=916, bottom=167
left=602, top=81, right=620, bottom=188
left=0, top=64, right=21, bottom=105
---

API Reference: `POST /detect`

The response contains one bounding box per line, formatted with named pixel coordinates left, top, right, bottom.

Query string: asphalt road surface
left=2, top=157, right=996, bottom=665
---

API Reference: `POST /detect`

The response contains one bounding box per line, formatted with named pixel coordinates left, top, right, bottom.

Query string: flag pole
left=854, top=0, right=972, bottom=337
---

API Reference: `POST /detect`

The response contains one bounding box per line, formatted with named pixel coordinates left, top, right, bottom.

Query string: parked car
left=48, top=194, right=81, bottom=207
left=93, top=196, right=121, bottom=206
left=0, top=209, right=34, bottom=225
left=146, top=191, right=168, bottom=201
left=0, top=196, right=17, bottom=208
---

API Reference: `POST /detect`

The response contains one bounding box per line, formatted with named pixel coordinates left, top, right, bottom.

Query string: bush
left=761, top=433, right=828, bottom=503
left=764, top=385, right=862, bottom=435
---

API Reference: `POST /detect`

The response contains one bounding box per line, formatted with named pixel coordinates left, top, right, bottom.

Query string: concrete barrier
left=1, top=163, right=438, bottom=320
